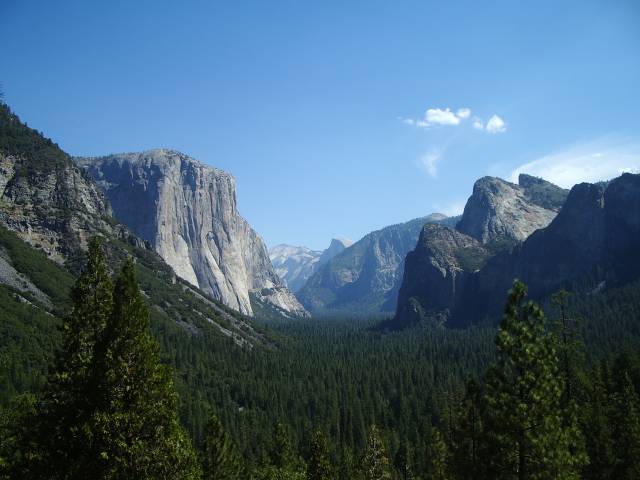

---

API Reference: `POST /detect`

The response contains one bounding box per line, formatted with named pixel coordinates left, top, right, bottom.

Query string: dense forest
left=3, top=235, right=640, bottom=478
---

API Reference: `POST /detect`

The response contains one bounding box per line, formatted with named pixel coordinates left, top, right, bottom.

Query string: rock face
left=0, top=104, right=113, bottom=262
left=76, top=149, right=308, bottom=317
left=297, top=214, right=454, bottom=314
left=269, top=238, right=352, bottom=293
left=395, top=224, right=488, bottom=327
left=395, top=173, right=640, bottom=328
left=457, top=175, right=640, bottom=325
left=318, top=238, right=353, bottom=266
left=394, top=174, right=571, bottom=327
left=456, top=175, right=567, bottom=244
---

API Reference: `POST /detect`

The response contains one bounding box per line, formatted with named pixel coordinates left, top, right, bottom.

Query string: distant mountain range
left=297, top=213, right=456, bottom=315
left=269, top=238, right=352, bottom=292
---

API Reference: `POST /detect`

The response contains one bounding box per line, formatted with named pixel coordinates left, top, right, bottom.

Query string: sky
left=1, top=0, right=639, bottom=250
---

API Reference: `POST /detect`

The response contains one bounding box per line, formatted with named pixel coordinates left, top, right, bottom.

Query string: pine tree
left=582, top=365, right=615, bottom=480
left=307, top=430, right=332, bottom=480
left=256, top=422, right=306, bottom=480
left=483, top=280, right=584, bottom=480
left=271, top=422, right=296, bottom=469
left=203, top=414, right=244, bottom=480
left=611, top=373, right=640, bottom=479
left=88, top=258, right=201, bottom=479
left=393, top=441, right=414, bottom=480
left=361, top=425, right=392, bottom=480
left=450, top=379, right=484, bottom=480
left=425, top=427, right=449, bottom=480
left=24, top=237, right=113, bottom=478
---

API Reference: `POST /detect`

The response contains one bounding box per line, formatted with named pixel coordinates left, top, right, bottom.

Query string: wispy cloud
left=402, top=107, right=507, bottom=134
left=433, top=199, right=466, bottom=217
left=509, top=137, right=640, bottom=188
left=419, top=148, right=443, bottom=178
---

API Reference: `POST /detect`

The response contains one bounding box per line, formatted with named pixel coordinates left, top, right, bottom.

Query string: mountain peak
left=457, top=175, right=565, bottom=244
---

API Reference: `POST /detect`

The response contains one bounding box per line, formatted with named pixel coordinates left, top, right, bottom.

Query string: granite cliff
left=76, top=150, right=308, bottom=317
left=394, top=174, right=568, bottom=327
left=456, top=174, right=567, bottom=244
left=0, top=105, right=113, bottom=262
left=394, top=173, right=640, bottom=328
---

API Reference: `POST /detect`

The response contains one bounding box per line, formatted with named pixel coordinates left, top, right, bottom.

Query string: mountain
left=269, top=238, right=352, bottom=292
left=394, top=224, right=488, bottom=327
left=76, top=150, right=308, bottom=318
left=394, top=173, right=640, bottom=328
left=0, top=105, right=113, bottom=262
left=297, top=214, right=454, bottom=315
left=0, top=102, right=267, bottom=347
left=455, top=174, right=640, bottom=325
left=456, top=174, right=568, bottom=244
left=318, top=238, right=353, bottom=266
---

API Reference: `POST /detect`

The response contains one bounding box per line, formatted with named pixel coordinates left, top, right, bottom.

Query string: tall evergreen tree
left=361, top=425, right=392, bottom=480
left=424, top=427, right=449, bottom=480
left=203, top=414, right=244, bottom=480
left=256, top=422, right=306, bottom=480
left=611, top=373, right=640, bottom=479
left=582, top=364, right=615, bottom=480
left=307, top=430, right=332, bottom=480
left=450, top=379, right=484, bottom=480
left=393, top=441, right=414, bottom=480
left=483, top=280, right=584, bottom=480
left=88, top=258, right=201, bottom=479
left=24, top=237, right=113, bottom=478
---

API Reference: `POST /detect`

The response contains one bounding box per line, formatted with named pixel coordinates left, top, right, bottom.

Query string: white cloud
left=403, top=107, right=508, bottom=134
left=425, top=108, right=461, bottom=126
left=456, top=108, right=471, bottom=119
left=508, top=137, right=640, bottom=188
left=485, top=114, right=507, bottom=134
left=419, top=149, right=443, bottom=178
left=403, top=107, right=471, bottom=129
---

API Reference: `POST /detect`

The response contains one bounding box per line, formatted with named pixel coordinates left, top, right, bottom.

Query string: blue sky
left=1, top=0, right=639, bottom=250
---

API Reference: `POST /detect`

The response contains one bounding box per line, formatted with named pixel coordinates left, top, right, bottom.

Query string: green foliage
left=611, top=373, right=640, bottom=479
left=2, top=241, right=200, bottom=479
left=203, top=415, right=244, bottom=480
left=454, top=245, right=491, bottom=272
left=0, top=103, right=71, bottom=176
left=0, top=286, right=62, bottom=405
left=361, top=425, right=392, bottom=480
left=483, top=280, right=585, bottom=479
left=0, top=225, right=75, bottom=312
left=307, top=430, right=332, bottom=480
left=424, top=427, right=449, bottom=480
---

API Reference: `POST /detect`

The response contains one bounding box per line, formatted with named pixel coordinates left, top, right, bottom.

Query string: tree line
left=2, top=238, right=640, bottom=478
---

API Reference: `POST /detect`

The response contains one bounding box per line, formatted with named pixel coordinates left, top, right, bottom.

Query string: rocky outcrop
left=456, top=175, right=567, bottom=244
left=394, top=173, right=640, bottom=328
left=318, top=238, right=352, bottom=266
left=297, top=214, right=453, bottom=314
left=393, top=173, right=572, bottom=328
left=269, top=238, right=352, bottom=292
left=395, top=224, right=488, bottom=327
left=0, top=105, right=113, bottom=262
left=76, top=149, right=308, bottom=317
